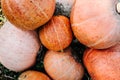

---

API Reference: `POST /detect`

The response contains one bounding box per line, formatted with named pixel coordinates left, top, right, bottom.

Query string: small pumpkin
left=44, top=48, right=84, bottom=80
left=18, top=70, right=50, bottom=80
left=39, top=15, right=73, bottom=51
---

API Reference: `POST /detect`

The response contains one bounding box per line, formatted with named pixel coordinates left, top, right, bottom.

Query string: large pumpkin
left=0, top=21, right=40, bottom=72
left=70, top=0, right=120, bottom=49
left=83, top=43, right=120, bottom=80
left=1, top=0, right=55, bottom=30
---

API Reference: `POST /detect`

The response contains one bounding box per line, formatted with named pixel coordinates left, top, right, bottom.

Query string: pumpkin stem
left=60, top=49, right=64, bottom=53
left=117, top=2, right=120, bottom=13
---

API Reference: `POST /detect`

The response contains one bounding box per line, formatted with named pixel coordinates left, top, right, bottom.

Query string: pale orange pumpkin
left=44, top=48, right=84, bottom=80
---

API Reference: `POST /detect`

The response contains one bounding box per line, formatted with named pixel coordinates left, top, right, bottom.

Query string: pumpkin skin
left=70, top=0, right=120, bottom=49
left=18, top=70, right=50, bottom=80
left=0, top=21, right=40, bottom=72
left=83, top=43, right=120, bottom=80
left=1, top=0, right=55, bottom=30
left=39, top=15, right=73, bottom=51
left=44, top=48, right=84, bottom=80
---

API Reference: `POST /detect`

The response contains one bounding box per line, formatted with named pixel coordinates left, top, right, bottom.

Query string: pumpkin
left=18, top=70, right=50, bottom=80
left=70, top=0, right=120, bottom=49
left=1, top=0, right=55, bottom=30
left=83, top=43, right=120, bottom=80
left=0, top=21, right=40, bottom=72
left=39, top=15, right=73, bottom=51
left=44, top=48, right=84, bottom=80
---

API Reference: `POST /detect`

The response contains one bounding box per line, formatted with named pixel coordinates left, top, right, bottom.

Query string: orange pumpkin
left=18, top=70, right=50, bottom=80
left=39, top=15, right=73, bottom=51
left=70, top=0, right=120, bottom=49
left=83, top=43, right=120, bottom=80
left=1, top=0, right=55, bottom=30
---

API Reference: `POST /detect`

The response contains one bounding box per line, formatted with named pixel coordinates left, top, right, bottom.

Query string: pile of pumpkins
left=0, top=0, right=120, bottom=80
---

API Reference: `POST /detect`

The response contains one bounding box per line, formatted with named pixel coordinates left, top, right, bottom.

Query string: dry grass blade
left=0, top=0, right=6, bottom=27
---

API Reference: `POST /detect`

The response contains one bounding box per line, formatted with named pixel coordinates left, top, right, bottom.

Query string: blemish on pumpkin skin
left=30, top=0, right=33, bottom=3
left=19, top=74, right=27, bottom=80
left=23, top=75, right=27, bottom=79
